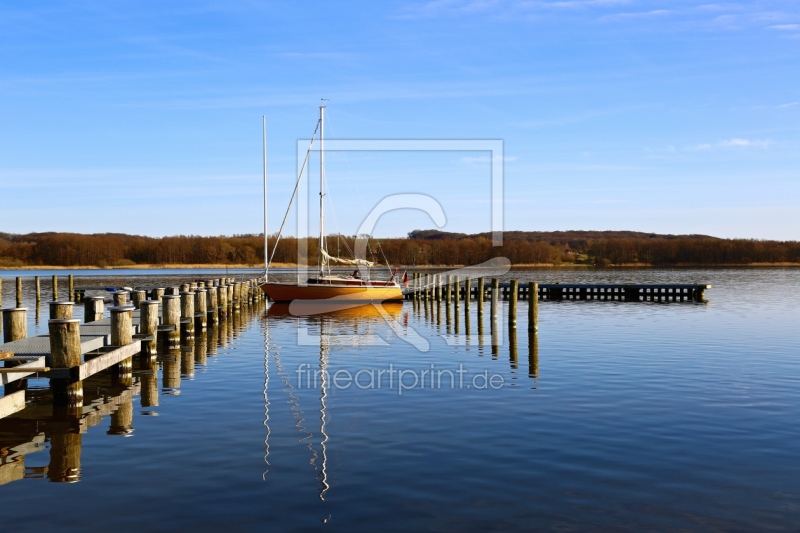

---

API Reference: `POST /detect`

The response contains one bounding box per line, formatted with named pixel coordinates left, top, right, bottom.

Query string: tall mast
left=318, top=103, right=326, bottom=277
left=263, top=115, right=268, bottom=281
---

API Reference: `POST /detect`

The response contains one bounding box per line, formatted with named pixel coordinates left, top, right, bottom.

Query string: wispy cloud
left=691, top=138, right=772, bottom=150
left=769, top=23, right=800, bottom=30
left=599, top=9, right=671, bottom=22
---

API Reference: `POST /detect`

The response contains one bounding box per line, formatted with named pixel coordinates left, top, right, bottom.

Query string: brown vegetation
left=0, top=230, right=798, bottom=268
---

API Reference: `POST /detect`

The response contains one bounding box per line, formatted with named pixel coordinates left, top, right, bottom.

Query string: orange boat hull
left=260, top=281, right=404, bottom=302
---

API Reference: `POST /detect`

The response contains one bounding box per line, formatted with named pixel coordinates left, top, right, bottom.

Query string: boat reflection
left=265, top=301, right=406, bottom=501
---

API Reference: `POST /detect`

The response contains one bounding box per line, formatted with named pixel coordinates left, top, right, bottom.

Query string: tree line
left=0, top=230, right=798, bottom=267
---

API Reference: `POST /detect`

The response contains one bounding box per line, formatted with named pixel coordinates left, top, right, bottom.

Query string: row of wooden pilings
left=0, top=275, right=81, bottom=308
left=2, top=277, right=265, bottom=408
left=407, top=273, right=538, bottom=332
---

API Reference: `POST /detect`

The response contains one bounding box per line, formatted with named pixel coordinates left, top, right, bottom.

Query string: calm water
left=1, top=267, right=799, bottom=531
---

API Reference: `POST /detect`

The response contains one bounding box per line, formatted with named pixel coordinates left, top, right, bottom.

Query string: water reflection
left=265, top=302, right=404, bottom=501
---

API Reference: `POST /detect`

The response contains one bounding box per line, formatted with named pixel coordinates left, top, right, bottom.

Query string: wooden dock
left=0, top=277, right=265, bottom=421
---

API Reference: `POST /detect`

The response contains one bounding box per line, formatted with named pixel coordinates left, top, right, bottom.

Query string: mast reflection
left=266, top=301, right=403, bottom=501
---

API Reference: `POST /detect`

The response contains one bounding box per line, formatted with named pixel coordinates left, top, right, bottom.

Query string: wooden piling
left=48, top=318, right=83, bottom=407
left=161, top=295, right=181, bottom=347
left=180, top=291, right=195, bottom=338
left=509, top=279, right=518, bottom=329
left=218, top=284, right=228, bottom=320
left=68, top=275, right=74, bottom=302
left=140, top=300, right=159, bottom=357
left=16, top=277, right=22, bottom=308
left=132, top=290, right=146, bottom=309
left=207, top=286, right=219, bottom=325
left=477, top=277, right=485, bottom=313
left=49, top=301, right=74, bottom=320
left=110, top=306, right=134, bottom=346
left=194, top=289, right=207, bottom=330
left=528, top=282, right=539, bottom=332
left=113, top=291, right=128, bottom=306
left=3, top=308, right=28, bottom=342
left=109, top=305, right=134, bottom=386
left=35, top=276, right=41, bottom=302
left=83, top=296, right=105, bottom=323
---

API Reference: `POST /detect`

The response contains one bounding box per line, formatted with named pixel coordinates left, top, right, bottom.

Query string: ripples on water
left=0, top=267, right=799, bottom=531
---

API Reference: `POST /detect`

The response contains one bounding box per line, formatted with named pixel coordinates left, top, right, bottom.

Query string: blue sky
left=0, top=0, right=798, bottom=240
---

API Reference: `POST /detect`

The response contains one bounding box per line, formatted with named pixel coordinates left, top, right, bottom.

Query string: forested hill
left=408, top=230, right=715, bottom=248
left=0, top=230, right=799, bottom=267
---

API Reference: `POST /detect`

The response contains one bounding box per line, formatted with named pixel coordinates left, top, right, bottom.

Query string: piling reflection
left=509, top=323, right=518, bottom=370
left=162, top=348, right=181, bottom=394
left=181, top=342, right=195, bottom=379
left=48, top=432, right=81, bottom=482
left=528, top=332, right=539, bottom=378
left=140, top=358, right=159, bottom=408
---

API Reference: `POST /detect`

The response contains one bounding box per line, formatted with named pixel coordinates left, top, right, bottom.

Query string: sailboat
left=260, top=104, right=404, bottom=303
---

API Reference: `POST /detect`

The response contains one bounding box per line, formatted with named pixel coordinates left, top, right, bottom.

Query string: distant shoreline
left=2, top=261, right=799, bottom=271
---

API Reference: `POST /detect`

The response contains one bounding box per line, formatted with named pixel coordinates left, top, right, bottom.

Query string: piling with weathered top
left=180, top=291, right=195, bottom=338
left=161, top=295, right=181, bottom=347
left=49, top=301, right=74, bottom=320
left=83, top=296, right=105, bottom=323
left=140, top=300, right=159, bottom=357
left=132, top=290, right=146, bottom=309
left=16, top=277, right=22, bottom=308
left=207, top=286, right=219, bottom=324
left=35, top=276, right=41, bottom=302
left=218, top=284, right=228, bottom=320
left=194, top=289, right=207, bottom=330
left=109, top=305, right=134, bottom=386
left=110, top=305, right=133, bottom=346
left=68, top=275, right=74, bottom=302
left=3, top=308, right=28, bottom=342
left=48, top=318, right=83, bottom=407
left=113, top=291, right=128, bottom=306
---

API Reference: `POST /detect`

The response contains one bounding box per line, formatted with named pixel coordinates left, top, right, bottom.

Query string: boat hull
left=260, top=281, right=404, bottom=302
